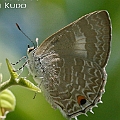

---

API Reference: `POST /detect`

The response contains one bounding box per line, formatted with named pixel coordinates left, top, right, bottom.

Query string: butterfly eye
left=77, top=95, right=86, bottom=105
left=27, top=46, right=35, bottom=53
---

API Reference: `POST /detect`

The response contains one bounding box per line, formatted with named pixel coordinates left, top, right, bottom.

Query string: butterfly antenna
left=16, top=23, right=35, bottom=47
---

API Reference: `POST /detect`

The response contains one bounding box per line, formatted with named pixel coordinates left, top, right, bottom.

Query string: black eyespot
left=80, top=99, right=86, bottom=105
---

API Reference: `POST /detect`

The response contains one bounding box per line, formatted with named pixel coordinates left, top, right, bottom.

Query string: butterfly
left=17, top=10, right=112, bottom=120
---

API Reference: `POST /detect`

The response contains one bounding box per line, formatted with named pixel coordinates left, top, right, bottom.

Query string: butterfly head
left=27, top=37, right=39, bottom=56
left=27, top=45, right=35, bottom=54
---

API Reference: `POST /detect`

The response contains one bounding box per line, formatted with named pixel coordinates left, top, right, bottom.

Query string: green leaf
left=0, top=89, right=16, bottom=119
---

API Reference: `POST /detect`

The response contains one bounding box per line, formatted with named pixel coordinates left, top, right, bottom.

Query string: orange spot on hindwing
left=77, top=95, right=86, bottom=105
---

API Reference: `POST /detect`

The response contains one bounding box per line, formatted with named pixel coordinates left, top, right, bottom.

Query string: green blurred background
left=0, top=0, right=120, bottom=120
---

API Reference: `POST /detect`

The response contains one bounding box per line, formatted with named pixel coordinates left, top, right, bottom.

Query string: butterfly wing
left=34, top=10, right=111, bottom=118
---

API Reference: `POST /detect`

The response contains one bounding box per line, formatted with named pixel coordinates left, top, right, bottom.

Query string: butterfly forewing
left=27, top=10, right=111, bottom=119
left=36, top=11, right=111, bottom=68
